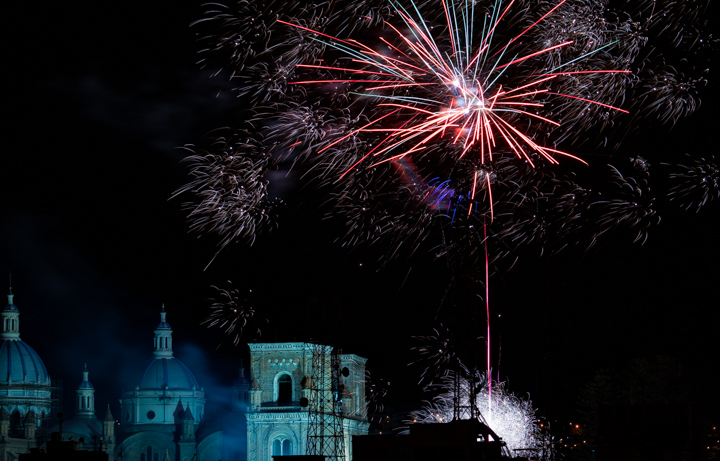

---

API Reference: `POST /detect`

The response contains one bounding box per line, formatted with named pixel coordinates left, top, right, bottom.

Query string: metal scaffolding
left=305, top=343, right=346, bottom=461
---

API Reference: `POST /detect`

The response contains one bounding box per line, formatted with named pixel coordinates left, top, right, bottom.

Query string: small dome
left=53, top=418, right=102, bottom=441
left=0, top=340, right=49, bottom=383
left=138, top=357, right=200, bottom=390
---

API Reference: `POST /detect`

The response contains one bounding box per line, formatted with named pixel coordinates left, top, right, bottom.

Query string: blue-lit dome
left=0, top=288, right=49, bottom=384
left=0, top=340, right=49, bottom=384
left=139, top=357, right=200, bottom=390
left=120, top=306, right=206, bottom=432
left=61, top=418, right=102, bottom=439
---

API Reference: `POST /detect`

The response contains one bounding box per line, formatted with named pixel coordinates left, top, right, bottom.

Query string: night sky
left=2, top=0, right=718, bottom=432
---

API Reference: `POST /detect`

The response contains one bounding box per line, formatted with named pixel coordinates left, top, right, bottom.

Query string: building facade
left=245, top=342, right=369, bottom=461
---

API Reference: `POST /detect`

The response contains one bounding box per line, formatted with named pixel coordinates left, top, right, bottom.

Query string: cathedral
left=0, top=287, right=368, bottom=461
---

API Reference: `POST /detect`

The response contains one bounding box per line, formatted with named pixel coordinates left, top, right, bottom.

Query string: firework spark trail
left=664, top=154, right=720, bottom=212
left=484, top=218, right=491, bottom=418
left=284, top=0, right=627, bottom=195
left=180, top=0, right=715, bottom=347
left=202, top=281, right=267, bottom=346
left=183, top=0, right=713, bottom=261
left=282, top=1, right=629, bottom=421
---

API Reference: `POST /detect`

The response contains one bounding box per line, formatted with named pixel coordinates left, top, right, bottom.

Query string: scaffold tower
left=305, top=343, right=346, bottom=461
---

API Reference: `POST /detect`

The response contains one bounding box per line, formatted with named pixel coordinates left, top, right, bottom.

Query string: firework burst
left=179, top=0, right=716, bottom=354
left=181, top=0, right=713, bottom=267
left=406, top=369, right=551, bottom=457
left=283, top=0, right=632, bottom=214
left=665, top=153, right=720, bottom=212
left=173, top=128, right=283, bottom=263
left=202, top=281, right=268, bottom=345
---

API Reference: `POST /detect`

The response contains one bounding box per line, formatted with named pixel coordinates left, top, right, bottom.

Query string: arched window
left=273, top=439, right=281, bottom=456
left=272, top=437, right=293, bottom=456
left=139, top=447, right=160, bottom=461
left=277, top=374, right=292, bottom=404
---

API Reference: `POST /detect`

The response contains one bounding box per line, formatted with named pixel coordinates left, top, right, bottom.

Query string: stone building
left=0, top=292, right=228, bottom=461
left=51, top=364, right=105, bottom=449
left=0, top=286, right=58, bottom=460
left=245, top=342, right=369, bottom=461
left=113, top=305, right=222, bottom=461
left=51, top=302, right=226, bottom=461
left=0, top=284, right=369, bottom=461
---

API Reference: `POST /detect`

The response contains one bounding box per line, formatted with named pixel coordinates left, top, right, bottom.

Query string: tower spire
left=76, top=363, right=96, bottom=418
left=2, top=276, right=20, bottom=340
left=153, top=304, right=173, bottom=358
left=6, top=273, right=14, bottom=309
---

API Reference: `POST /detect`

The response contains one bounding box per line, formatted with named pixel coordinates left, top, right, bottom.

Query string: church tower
left=49, top=364, right=103, bottom=445
left=76, top=364, right=95, bottom=419
left=1, top=288, right=19, bottom=341
left=103, top=405, right=116, bottom=461
left=245, top=343, right=369, bottom=461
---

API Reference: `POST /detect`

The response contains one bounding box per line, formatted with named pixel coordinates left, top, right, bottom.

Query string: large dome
left=120, top=306, right=206, bottom=432
left=0, top=339, right=49, bottom=384
left=0, top=289, right=49, bottom=384
left=138, top=357, right=200, bottom=390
